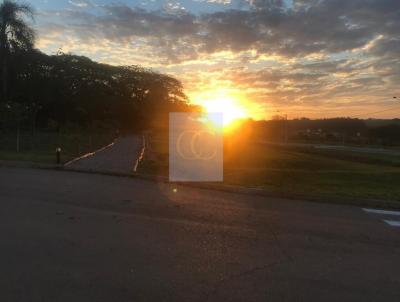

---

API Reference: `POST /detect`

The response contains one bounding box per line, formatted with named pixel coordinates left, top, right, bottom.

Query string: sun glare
left=202, top=96, right=248, bottom=127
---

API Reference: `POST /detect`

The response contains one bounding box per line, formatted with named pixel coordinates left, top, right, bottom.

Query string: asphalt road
left=65, top=136, right=142, bottom=174
left=1, top=167, right=399, bottom=302
left=262, top=141, right=400, bottom=156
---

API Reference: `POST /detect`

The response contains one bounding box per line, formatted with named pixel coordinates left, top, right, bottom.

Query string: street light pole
left=276, top=109, right=288, bottom=143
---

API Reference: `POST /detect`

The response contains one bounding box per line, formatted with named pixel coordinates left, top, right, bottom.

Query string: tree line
left=244, top=118, right=400, bottom=146
left=0, top=1, right=196, bottom=137
left=1, top=50, right=196, bottom=132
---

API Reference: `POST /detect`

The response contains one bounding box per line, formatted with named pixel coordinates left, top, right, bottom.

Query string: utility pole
left=276, top=110, right=288, bottom=143
left=284, top=113, right=288, bottom=143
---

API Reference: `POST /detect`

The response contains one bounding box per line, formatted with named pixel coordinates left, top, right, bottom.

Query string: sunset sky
left=29, top=0, right=400, bottom=120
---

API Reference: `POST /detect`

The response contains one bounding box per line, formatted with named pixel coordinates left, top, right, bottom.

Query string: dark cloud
left=39, top=0, right=400, bottom=62
left=369, top=37, right=400, bottom=59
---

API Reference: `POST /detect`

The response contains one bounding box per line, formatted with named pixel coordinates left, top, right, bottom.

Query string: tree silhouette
left=0, top=0, right=35, bottom=103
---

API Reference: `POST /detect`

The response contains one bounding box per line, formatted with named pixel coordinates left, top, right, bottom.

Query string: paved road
left=65, top=135, right=143, bottom=173
left=261, top=141, right=400, bottom=156
left=1, top=167, right=399, bottom=302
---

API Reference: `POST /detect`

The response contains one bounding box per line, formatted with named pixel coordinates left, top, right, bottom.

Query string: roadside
left=257, top=141, right=400, bottom=166
left=138, top=133, right=400, bottom=207
left=1, top=160, right=400, bottom=210
left=0, top=130, right=116, bottom=164
left=1, top=132, right=400, bottom=209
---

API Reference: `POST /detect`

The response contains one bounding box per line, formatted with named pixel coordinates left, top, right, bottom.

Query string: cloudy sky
left=29, top=0, right=400, bottom=119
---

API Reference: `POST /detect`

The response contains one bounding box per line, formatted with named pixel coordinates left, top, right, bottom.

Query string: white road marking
left=362, top=208, right=400, bottom=227
left=383, top=220, right=400, bottom=227
left=133, top=135, right=146, bottom=172
left=64, top=141, right=115, bottom=166
left=362, top=208, right=400, bottom=216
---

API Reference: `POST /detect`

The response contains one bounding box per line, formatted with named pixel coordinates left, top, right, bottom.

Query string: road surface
left=0, top=167, right=399, bottom=302
left=261, top=141, right=400, bottom=156
left=65, top=135, right=143, bottom=174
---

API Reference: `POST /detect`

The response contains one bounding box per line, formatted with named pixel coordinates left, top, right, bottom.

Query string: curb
left=0, top=160, right=63, bottom=170
left=64, top=141, right=116, bottom=166
left=1, top=159, right=400, bottom=210
left=168, top=180, right=400, bottom=210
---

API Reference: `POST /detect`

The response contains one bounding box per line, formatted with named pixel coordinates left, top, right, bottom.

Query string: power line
left=341, top=96, right=400, bottom=118
left=351, top=104, right=400, bottom=118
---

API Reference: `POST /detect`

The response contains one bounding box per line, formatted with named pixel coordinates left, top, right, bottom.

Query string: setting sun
left=201, top=96, right=248, bottom=126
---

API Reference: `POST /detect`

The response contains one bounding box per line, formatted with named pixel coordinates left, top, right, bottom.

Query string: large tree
left=0, top=0, right=35, bottom=103
left=8, top=51, right=195, bottom=131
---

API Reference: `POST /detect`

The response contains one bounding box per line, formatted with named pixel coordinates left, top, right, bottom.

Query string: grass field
left=0, top=130, right=116, bottom=164
left=140, top=134, right=400, bottom=203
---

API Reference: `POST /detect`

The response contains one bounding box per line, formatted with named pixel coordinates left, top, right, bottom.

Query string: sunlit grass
left=140, top=134, right=400, bottom=202
left=0, top=130, right=115, bottom=164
